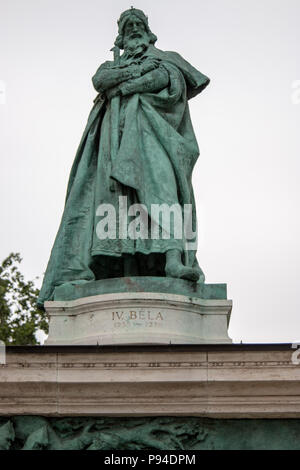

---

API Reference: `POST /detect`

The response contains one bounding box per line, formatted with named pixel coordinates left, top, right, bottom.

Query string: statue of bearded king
left=38, top=8, right=210, bottom=308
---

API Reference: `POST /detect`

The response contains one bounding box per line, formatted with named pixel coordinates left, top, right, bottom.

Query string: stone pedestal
left=45, top=277, right=232, bottom=346
left=45, top=292, right=232, bottom=345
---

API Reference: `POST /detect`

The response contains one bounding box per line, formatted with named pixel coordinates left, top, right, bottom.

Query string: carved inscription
left=111, top=309, right=164, bottom=328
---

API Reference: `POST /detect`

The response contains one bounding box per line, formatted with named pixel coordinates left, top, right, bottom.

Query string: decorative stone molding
left=0, top=345, right=299, bottom=418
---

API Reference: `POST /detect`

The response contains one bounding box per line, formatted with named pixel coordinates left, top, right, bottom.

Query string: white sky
left=0, top=0, right=299, bottom=343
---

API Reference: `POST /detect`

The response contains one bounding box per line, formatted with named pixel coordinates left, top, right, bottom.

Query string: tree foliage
left=0, top=253, right=48, bottom=345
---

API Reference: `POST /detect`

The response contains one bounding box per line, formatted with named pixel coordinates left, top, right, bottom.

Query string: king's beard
left=123, top=35, right=150, bottom=58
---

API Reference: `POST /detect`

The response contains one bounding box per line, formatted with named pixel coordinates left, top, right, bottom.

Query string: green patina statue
left=38, top=8, right=210, bottom=307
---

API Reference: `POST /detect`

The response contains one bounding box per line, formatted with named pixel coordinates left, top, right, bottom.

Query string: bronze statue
left=38, top=8, right=210, bottom=307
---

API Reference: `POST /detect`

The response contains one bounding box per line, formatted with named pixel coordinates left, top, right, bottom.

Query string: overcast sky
left=0, top=0, right=299, bottom=343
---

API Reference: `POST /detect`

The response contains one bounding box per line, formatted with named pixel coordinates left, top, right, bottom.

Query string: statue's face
left=123, top=15, right=150, bottom=51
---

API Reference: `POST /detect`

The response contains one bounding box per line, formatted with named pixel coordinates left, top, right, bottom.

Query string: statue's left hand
left=140, top=57, right=161, bottom=75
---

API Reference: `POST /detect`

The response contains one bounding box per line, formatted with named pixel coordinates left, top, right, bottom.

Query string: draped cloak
left=37, top=46, right=210, bottom=307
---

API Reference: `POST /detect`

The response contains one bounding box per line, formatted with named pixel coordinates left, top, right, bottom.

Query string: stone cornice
left=0, top=345, right=299, bottom=418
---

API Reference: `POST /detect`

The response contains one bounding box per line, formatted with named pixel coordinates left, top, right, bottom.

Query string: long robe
left=37, top=45, right=210, bottom=307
